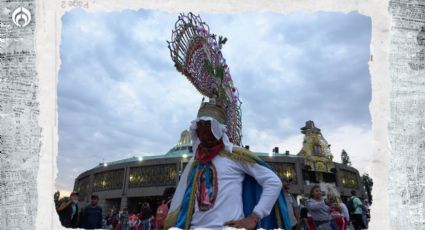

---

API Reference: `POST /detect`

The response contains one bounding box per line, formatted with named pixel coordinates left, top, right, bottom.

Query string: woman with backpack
left=347, top=190, right=364, bottom=230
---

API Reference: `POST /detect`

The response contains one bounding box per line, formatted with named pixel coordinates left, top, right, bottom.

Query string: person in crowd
left=119, top=207, right=130, bottom=230
left=102, top=217, right=107, bottom=229
left=155, top=199, right=170, bottom=230
left=141, top=202, right=152, bottom=230
left=305, top=185, right=333, bottom=230
left=325, top=191, right=345, bottom=230
left=361, top=199, right=369, bottom=229
left=339, top=200, right=350, bottom=230
left=111, top=210, right=119, bottom=229
left=104, top=209, right=114, bottom=229
left=153, top=189, right=174, bottom=230
left=362, top=199, right=370, bottom=220
left=79, top=194, right=103, bottom=229
left=128, top=211, right=141, bottom=230
left=299, top=198, right=310, bottom=230
left=283, top=178, right=300, bottom=230
left=55, top=191, right=80, bottom=228
left=349, top=190, right=363, bottom=230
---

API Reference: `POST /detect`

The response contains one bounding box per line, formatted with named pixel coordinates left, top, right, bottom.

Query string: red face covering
left=196, top=120, right=219, bottom=147
left=195, top=141, right=224, bottom=164
left=195, top=120, right=224, bottom=164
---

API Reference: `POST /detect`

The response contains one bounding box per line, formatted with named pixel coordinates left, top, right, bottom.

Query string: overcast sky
left=56, top=9, right=372, bottom=192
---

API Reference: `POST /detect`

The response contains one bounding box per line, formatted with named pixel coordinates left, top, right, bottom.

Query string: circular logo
left=12, top=7, right=31, bottom=27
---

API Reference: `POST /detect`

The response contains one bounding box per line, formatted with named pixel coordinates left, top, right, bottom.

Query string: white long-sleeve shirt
left=171, top=155, right=282, bottom=229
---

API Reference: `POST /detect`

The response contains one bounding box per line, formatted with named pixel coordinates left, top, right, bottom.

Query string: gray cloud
left=200, top=12, right=372, bottom=141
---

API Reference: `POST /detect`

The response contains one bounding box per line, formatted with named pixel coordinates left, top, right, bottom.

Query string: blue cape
left=242, top=159, right=292, bottom=230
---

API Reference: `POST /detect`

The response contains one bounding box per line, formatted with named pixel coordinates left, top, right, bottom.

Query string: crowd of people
left=54, top=192, right=103, bottom=229
left=102, top=199, right=171, bottom=230
left=284, top=183, right=371, bottom=230
left=54, top=191, right=172, bottom=230
left=55, top=181, right=370, bottom=230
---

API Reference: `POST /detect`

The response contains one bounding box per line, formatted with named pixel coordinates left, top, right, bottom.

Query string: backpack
left=347, top=198, right=356, bottom=214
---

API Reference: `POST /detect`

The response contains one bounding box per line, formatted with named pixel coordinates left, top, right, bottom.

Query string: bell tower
left=298, top=121, right=334, bottom=172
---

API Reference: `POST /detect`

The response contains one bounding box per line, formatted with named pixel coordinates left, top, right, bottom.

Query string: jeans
left=330, top=219, right=338, bottom=230
left=351, top=214, right=363, bottom=230
left=141, top=219, right=150, bottom=230
left=121, top=223, right=129, bottom=230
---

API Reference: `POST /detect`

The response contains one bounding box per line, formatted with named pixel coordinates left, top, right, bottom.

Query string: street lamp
left=179, top=154, right=188, bottom=179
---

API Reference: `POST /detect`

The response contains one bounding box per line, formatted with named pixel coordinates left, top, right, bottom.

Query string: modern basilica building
left=73, top=121, right=366, bottom=214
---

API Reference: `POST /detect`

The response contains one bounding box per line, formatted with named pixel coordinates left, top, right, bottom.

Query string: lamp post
left=179, top=154, right=188, bottom=180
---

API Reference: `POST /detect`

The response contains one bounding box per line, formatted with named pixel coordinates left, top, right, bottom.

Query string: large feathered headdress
left=167, top=12, right=243, bottom=146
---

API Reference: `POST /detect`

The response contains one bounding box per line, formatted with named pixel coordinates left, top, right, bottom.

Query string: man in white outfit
left=165, top=102, right=292, bottom=229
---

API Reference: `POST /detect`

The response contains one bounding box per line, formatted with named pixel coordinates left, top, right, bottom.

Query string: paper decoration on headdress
left=168, top=12, right=243, bottom=146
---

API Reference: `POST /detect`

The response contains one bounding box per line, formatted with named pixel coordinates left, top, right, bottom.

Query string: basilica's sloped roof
left=95, top=129, right=299, bottom=168
left=98, top=145, right=297, bottom=168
